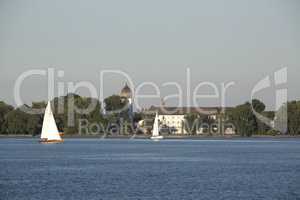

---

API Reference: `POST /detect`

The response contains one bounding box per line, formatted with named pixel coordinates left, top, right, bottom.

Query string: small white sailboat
left=150, top=112, right=163, bottom=140
left=39, top=101, right=63, bottom=144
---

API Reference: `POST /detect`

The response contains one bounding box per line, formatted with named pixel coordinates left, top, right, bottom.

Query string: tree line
left=0, top=93, right=140, bottom=136
left=0, top=94, right=105, bottom=135
left=183, top=99, right=300, bottom=136
left=0, top=95, right=300, bottom=136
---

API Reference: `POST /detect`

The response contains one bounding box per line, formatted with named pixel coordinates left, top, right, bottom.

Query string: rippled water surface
left=1, top=138, right=300, bottom=200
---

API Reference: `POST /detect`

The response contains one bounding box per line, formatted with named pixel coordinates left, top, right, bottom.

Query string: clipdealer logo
left=251, top=67, right=288, bottom=133
left=13, top=66, right=288, bottom=134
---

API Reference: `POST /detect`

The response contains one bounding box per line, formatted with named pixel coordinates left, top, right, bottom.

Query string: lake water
left=0, top=138, right=300, bottom=200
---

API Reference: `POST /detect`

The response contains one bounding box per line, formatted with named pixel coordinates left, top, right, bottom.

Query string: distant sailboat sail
left=150, top=112, right=163, bottom=140
left=40, top=101, right=63, bottom=143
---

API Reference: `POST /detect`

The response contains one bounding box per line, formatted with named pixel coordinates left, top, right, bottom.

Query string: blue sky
left=0, top=0, right=299, bottom=109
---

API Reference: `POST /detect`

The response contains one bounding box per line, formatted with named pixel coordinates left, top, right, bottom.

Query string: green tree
left=51, top=94, right=105, bottom=135
left=228, top=100, right=266, bottom=137
left=229, top=102, right=257, bottom=137
left=252, top=99, right=266, bottom=113
left=104, top=95, right=132, bottom=134
left=0, top=101, right=14, bottom=134
left=251, top=99, right=270, bottom=135
left=1, top=95, right=107, bottom=135
left=286, top=101, right=300, bottom=135
left=184, top=113, right=199, bottom=135
left=5, top=105, right=40, bottom=135
left=104, top=95, right=128, bottom=112
left=183, top=113, right=216, bottom=135
left=133, top=112, right=143, bottom=123
left=255, top=111, right=275, bottom=135
left=13, top=94, right=106, bottom=135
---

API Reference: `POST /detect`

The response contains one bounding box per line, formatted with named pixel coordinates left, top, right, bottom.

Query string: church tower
left=120, top=83, right=133, bottom=121
left=120, top=83, right=132, bottom=103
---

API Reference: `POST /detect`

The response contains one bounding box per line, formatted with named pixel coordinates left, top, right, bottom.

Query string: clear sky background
left=0, top=0, right=299, bottom=110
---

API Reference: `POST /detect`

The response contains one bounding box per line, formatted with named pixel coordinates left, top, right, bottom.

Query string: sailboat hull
left=150, top=136, right=164, bottom=140
left=39, top=139, right=64, bottom=144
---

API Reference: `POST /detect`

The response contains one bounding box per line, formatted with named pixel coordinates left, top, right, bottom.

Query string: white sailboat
left=150, top=112, right=163, bottom=140
left=40, top=101, right=63, bottom=144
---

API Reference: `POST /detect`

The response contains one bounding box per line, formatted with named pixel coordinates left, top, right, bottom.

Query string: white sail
left=152, top=112, right=160, bottom=137
left=41, top=101, right=62, bottom=141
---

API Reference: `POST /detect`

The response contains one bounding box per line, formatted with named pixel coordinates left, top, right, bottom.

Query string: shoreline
left=1, top=134, right=300, bottom=140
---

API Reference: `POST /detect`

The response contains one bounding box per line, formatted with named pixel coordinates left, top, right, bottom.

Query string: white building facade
left=146, top=106, right=235, bottom=135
